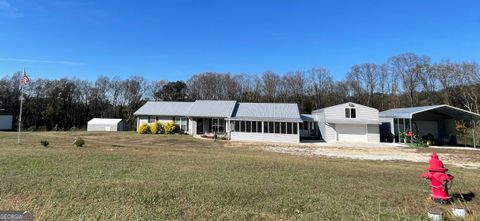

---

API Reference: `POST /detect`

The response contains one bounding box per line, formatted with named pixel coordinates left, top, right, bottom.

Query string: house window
left=287, top=122, right=293, bottom=134
left=252, top=121, right=257, bottom=133
left=268, top=122, right=274, bottom=133
left=234, top=121, right=239, bottom=132
left=174, top=117, right=188, bottom=131
left=257, top=121, right=262, bottom=133
left=293, top=123, right=298, bottom=134
left=345, top=108, right=357, bottom=118
left=274, top=122, right=280, bottom=134
left=148, top=116, right=156, bottom=123
left=212, top=119, right=225, bottom=133
left=281, top=122, right=286, bottom=134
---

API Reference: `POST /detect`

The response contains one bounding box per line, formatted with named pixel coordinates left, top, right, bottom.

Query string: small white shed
left=0, top=109, right=13, bottom=130
left=312, top=102, right=380, bottom=143
left=87, top=118, right=125, bottom=132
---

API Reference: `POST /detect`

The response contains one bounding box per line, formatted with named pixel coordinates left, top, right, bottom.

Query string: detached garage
left=312, top=102, right=380, bottom=143
left=0, top=109, right=13, bottom=131
left=87, top=118, right=125, bottom=132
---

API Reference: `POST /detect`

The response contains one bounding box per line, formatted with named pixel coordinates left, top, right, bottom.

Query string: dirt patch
left=226, top=142, right=480, bottom=169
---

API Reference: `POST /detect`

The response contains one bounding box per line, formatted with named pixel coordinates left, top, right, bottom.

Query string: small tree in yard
left=150, top=121, right=163, bottom=134
left=137, top=122, right=151, bottom=134
left=163, top=121, right=177, bottom=134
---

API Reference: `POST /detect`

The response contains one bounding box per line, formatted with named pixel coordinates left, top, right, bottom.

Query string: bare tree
left=389, top=53, right=430, bottom=107
left=261, top=71, right=281, bottom=102
left=308, top=67, right=333, bottom=109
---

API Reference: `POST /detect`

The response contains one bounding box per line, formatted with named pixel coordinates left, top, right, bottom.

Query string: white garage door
left=336, top=124, right=367, bottom=142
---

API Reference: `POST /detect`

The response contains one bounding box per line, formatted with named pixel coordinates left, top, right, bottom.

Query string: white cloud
left=0, top=0, right=23, bottom=18
left=0, top=57, right=84, bottom=65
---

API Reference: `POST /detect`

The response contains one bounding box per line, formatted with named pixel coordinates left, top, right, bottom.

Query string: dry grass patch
left=0, top=132, right=478, bottom=220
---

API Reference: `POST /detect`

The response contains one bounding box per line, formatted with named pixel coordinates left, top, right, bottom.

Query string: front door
left=196, top=118, right=204, bottom=134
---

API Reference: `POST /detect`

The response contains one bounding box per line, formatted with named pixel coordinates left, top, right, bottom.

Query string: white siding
left=0, top=115, right=12, bottom=130
left=137, top=116, right=175, bottom=129
left=324, top=123, right=337, bottom=141
left=231, top=132, right=299, bottom=143
left=313, top=103, right=380, bottom=143
left=312, top=110, right=330, bottom=141
left=188, top=117, right=195, bottom=135
left=367, top=124, right=380, bottom=142
left=323, top=103, right=379, bottom=121
left=87, top=123, right=119, bottom=131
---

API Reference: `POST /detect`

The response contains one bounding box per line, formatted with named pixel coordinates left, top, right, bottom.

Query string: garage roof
left=379, top=105, right=480, bottom=121
left=88, top=118, right=123, bottom=124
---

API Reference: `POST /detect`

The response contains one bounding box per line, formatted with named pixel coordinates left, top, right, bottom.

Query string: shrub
left=73, top=137, right=85, bottom=147
left=150, top=121, right=163, bottom=134
left=40, top=140, right=49, bottom=147
left=137, top=122, right=151, bottom=134
left=163, top=121, right=177, bottom=134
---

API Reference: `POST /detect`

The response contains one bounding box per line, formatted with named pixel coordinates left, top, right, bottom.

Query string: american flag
left=20, top=72, right=29, bottom=86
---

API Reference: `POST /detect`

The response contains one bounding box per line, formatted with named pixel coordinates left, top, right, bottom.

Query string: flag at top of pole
left=17, top=68, right=29, bottom=145
left=20, top=68, right=30, bottom=86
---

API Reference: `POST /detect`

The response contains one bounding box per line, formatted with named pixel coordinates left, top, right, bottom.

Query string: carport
left=379, top=105, right=480, bottom=148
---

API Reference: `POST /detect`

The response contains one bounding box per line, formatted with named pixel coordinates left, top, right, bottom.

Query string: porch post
left=410, top=118, right=413, bottom=144
left=473, top=120, right=477, bottom=148
left=396, top=118, right=400, bottom=143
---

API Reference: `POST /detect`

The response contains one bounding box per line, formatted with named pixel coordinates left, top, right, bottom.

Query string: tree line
left=0, top=52, right=478, bottom=131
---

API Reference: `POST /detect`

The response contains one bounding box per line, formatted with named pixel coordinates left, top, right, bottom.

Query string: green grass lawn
left=0, top=132, right=479, bottom=220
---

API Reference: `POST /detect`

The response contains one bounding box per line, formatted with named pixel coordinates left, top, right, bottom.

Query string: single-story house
left=312, top=102, right=381, bottom=142
left=0, top=109, right=13, bottom=131
left=134, top=100, right=303, bottom=143
left=379, top=105, right=480, bottom=147
left=87, top=118, right=126, bottom=132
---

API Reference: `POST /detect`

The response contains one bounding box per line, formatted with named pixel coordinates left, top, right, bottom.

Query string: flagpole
left=17, top=68, right=25, bottom=145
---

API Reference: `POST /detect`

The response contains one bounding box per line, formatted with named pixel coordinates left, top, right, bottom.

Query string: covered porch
left=380, top=105, right=480, bottom=147
left=189, top=117, right=229, bottom=137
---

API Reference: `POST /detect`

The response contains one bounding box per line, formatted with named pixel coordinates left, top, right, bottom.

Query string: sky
left=0, top=0, right=479, bottom=81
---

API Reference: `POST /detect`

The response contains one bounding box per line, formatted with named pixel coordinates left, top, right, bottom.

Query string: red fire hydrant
left=421, top=152, right=454, bottom=203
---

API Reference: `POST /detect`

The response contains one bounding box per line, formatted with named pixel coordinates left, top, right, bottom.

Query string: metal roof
left=88, top=118, right=123, bottom=124
left=134, top=100, right=305, bottom=121
left=187, top=100, right=237, bottom=118
left=379, top=105, right=480, bottom=121
left=133, top=101, right=194, bottom=116
left=230, top=103, right=303, bottom=122
left=300, top=114, right=315, bottom=122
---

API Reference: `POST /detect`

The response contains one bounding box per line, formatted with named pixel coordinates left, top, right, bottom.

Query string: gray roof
left=187, top=100, right=237, bottom=118
left=230, top=103, right=302, bottom=122
left=300, top=114, right=315, bottom=122
left=380, top=105, right=480, bottom=121
left=134, top=101, right=194, bottom=116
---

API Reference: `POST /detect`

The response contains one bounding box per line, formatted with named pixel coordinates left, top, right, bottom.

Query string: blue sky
left=0, top=0, right=479, bottom=81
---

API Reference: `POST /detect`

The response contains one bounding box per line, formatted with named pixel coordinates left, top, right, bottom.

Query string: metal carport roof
left=379, top=105, right=480, bottom=121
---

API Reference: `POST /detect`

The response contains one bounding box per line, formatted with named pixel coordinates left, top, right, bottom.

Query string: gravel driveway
left=227, top=141, right=480, bottom=169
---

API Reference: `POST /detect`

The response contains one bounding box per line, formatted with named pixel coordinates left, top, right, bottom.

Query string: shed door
left=336, top=124, right=366, bottom=142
